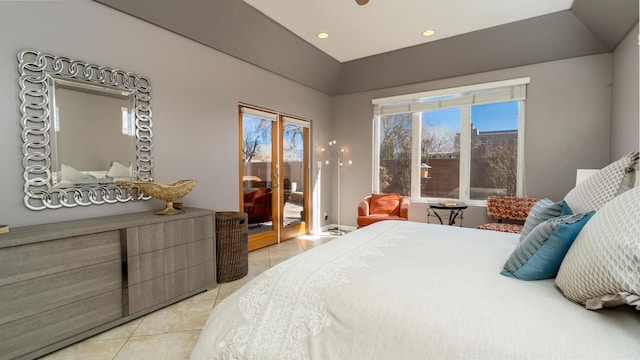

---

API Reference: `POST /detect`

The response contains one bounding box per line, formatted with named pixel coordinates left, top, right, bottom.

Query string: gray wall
left=0, top=1, right=333, bottom=228
left=610, top=23, right=640, bottom=161
left=333, top=53, right=617, bottom=228
left=0, top=2, right=637, bottom=232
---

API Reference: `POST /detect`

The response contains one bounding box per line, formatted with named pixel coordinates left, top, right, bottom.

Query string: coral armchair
left=357, top=193, right=410, bottom=228
left=476, top=195, right=541, bottom=233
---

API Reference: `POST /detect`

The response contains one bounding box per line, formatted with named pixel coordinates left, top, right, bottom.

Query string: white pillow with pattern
left=563, top=151, right=639, bottom=214
left=556, top=186, right=640, bottom=310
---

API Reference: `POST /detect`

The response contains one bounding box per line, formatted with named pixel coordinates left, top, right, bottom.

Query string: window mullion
left=459, top=107, right=471, bottom=201
left=516, top=101, right=525, bottom=197
left=372, top=116, right=380, bottom=193
left=411, top=112, right=422, bottom=198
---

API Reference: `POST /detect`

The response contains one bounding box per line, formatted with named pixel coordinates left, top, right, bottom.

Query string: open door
left=279, top=116, right=310, bottom=240
left=239, top=106, right=310, bottom=251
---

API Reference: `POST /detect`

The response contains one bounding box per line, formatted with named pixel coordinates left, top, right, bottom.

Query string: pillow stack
left=501, top=151, right=639, bottom=285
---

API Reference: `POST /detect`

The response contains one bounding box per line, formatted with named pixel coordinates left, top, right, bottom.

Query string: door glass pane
left=242, top=115, right=273, bottom=235
left=378, top=113, right=412, bottom=196
left=421, top=108, right=460, bottom=198
left=282, top=123, right=304, bottom=228
left=469, top=101, right=519, bottom=199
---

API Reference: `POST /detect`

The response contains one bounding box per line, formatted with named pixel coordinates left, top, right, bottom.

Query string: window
left=373, top=78, right=529, bottom=204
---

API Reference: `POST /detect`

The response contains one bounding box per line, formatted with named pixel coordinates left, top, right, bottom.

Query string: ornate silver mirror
left=18, top=49, right=153, bottom=210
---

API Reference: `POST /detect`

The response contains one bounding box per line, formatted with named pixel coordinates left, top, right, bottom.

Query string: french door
left=239, top=105, right=310, bottom=251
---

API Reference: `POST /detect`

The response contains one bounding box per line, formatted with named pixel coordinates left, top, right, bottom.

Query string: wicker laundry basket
left=215, top=211, right=249, bottom=283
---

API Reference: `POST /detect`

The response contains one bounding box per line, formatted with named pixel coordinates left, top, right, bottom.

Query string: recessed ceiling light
left=422, top=29, right=436, bottom=37
left=316, top=32, right=330, bottom=39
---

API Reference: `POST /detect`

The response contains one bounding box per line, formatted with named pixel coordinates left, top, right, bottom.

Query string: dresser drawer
left=0, top=289, right=122, bottom=360
left=127, top=237, right=215, bottom=286
left=0, top=259, right=121, bottom=325
left=126, top=215, right=214, bottom=256
left=127, top=260, right=215, bottom=315
left=0, top=230, right=120, bottom=287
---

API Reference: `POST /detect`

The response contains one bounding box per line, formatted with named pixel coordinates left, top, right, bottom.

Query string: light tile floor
left=40, top=234, right=336, bottom=360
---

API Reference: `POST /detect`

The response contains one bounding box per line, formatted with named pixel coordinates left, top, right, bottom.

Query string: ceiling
left=242, top=0, right=574, bottom=62
left=94, top=0, right=638, bottom=95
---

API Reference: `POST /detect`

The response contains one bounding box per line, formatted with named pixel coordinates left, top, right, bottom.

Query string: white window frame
left=372, top=78, right=529, bottom=205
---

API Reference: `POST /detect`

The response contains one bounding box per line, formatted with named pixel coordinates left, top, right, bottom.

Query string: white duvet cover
left=191, top=220, right=640, bottom=359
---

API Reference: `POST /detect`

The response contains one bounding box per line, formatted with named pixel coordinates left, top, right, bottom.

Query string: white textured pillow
left=61, top=163, right=94, bottom=181
left=563, top=151, right=639, bottom=214
left=106, top=161, right=132, bottom=178
left=556, top=186, right=640, bottom=310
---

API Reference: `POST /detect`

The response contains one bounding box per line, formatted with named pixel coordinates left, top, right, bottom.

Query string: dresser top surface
left=0, top=208, right=215, bottom=248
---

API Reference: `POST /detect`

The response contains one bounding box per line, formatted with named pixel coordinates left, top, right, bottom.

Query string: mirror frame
left=18, top=49, right=153, bottom=210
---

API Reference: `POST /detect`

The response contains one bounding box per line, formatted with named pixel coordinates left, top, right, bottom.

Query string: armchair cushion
left=357, top=214, right=408, bottom=228
left=369, top=193, right=401, bottom=215
left=476, top=223, right=527, bottom=234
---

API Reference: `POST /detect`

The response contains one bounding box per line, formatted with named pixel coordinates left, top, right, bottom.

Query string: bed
left=191, top=152, right=640, bottom=359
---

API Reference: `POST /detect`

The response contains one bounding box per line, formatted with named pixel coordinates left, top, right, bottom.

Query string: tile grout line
left=111, top=317, right=144, bottom=360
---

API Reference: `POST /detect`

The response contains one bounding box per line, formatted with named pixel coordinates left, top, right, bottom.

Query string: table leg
left=449, top=209, right=464, bottom=226
left=428, top=207, right=444, bottom=225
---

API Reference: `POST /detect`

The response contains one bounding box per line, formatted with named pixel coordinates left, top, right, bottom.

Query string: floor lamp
left=323, top=140, right=351, bottom=235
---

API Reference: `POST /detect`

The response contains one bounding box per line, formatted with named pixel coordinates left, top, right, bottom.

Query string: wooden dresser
left=0, top=208, right=216, bottom=360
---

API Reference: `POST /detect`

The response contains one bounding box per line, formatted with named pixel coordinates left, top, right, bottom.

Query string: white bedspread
left=191, top=220, right=640, bottom=359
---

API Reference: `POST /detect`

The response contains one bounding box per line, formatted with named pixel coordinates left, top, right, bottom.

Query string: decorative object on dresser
left=0, top=225, right=8, bottom=235
left=17, top=49, right=153, bottom=210
left=121, top=179, right=197, bottom=215
left=0, top=208, right=215, bottom=360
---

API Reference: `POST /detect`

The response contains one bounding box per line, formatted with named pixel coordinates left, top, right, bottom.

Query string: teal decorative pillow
left=519, top=199, right=570, bottom=242
left=501, top=211, right=595, bottom=280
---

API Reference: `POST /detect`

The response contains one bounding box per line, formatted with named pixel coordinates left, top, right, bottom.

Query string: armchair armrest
left=358, top=197, right=371, bottom=216
left=399, top=196, right=410, bottom=219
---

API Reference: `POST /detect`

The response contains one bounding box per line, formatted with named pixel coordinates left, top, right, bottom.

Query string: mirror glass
left=51, top=79, right=137, bottom=187
left=18, top=49, right=153, bottom=210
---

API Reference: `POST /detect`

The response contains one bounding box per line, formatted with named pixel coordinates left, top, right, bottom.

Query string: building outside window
left=373, top=78, right=529, bottom=204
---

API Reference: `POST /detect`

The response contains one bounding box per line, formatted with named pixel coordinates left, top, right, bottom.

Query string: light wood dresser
left=0, top=208, right=216, bottom=360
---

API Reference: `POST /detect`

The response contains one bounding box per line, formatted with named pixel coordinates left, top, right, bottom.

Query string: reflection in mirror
left=51, top=80, right=137, bottom=187
left=18, top=49, right=153, bottom=210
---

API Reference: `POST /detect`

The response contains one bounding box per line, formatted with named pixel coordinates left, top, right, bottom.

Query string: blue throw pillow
left=501, top=211, right=595, bottom=280
left=519, top=199, right=570, bottom=242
